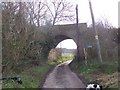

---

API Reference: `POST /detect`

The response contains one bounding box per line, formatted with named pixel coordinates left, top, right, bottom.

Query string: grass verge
left=2, top=64, right=54, bottom=88
left=69, top=58, right=119, bottom=88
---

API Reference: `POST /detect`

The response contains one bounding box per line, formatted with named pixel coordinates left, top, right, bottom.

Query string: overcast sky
left=57, top=0, right=119, bottom=49
left=65, top=0, right=118, bottom=27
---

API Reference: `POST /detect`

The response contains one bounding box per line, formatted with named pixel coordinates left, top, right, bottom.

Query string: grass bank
left=49, top=53, right=74, bottom=65
left=2, top=64, right=54, bottom=88
left=69, top=58, right=119, bottom=88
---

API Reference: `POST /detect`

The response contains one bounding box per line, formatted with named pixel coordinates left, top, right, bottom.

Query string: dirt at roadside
left=96, top=72, right=119, bottom=88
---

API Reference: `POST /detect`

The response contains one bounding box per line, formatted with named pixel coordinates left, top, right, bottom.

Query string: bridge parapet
left=52, top=23, right=87, bottom=37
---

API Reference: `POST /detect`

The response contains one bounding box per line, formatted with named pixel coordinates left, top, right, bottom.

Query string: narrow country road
left=43, top=60, right=86, bottom=88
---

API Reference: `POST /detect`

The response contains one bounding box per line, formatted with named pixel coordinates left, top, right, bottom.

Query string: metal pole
left=76, top=4, right=80, bottom=60
left=88, top=0, right=102, bottom=63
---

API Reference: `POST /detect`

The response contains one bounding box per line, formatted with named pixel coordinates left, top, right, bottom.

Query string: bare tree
left=25, top=2, right=35, bottom=25
left=23, top=0, right=75, bottom=26
left=43, top=0, right=75, bottom=25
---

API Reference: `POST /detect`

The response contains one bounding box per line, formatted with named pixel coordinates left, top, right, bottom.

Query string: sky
left=73, top=0, right=118, bottom=27
left=56, top=39, right=77, bottom=49
left=57, top=0, right=119, bottom=49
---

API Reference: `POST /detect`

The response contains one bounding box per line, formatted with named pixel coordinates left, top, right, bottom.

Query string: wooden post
left=89, top=0, right=102, bottom=63
left=76, top=4, right=81, bottom=61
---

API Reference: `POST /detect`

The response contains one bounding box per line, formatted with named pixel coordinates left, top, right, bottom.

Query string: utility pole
left=88, top=0, right=102, bottom=63
left=76, top=4, right=80, bottom=61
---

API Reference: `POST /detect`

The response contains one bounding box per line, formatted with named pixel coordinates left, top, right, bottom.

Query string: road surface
left=43, top=60, right=86, bottom=88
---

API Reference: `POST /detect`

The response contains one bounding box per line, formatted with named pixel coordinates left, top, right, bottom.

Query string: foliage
left=84, top=20, right=118, bottom=60
left=2, top=2, right=54, bottom=75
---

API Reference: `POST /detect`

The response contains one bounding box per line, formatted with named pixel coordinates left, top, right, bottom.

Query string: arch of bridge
left=51, top=23, right=88, bottom=58
left=35, top=23, right=89, bottom=61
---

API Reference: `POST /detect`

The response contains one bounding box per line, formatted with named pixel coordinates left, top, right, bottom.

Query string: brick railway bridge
left=35, top=23, right=96, bottom=61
